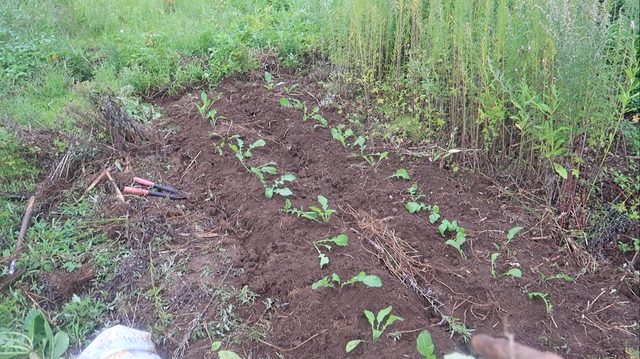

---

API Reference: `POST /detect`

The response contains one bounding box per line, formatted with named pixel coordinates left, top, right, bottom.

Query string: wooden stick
left=85, top=169, right=107, bottom=194
left=104, top=170, right=125, bottom=202
left=9, top=196, right=36, bottom=274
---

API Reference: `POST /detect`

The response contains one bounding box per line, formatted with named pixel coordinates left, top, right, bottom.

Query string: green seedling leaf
left=406, top=202, right=423, bottom=213
left=280, top=97, right=292, bottom=107
left=364, top=310, right=375, bottom=327
left=211, top=342, right=222, bottom=351
left=361, top=275, right=382, bottom=287
left=318, top=195, right=329, bottom=210
left=506, top=226, right=524, bottom=243
left=331, top=273, right=341, bottom=283
left=389, top=168, right=410, bottom=180
left=218, top=350, right=242, bottom=359
left=490, top=252, right=500, bottom=277
left=274, top=188, right=292, bottom=196
left=264, top=71, right=272, bottom=83
left=428, top=207, right=440, bottom=224
left=377, top=306, right=393, bottom=326
left=331, top=234, right=349, bottom=246
left=416, top=330, right=436, bottom=359
left=312, top=276, right=335, bottom=289
left=318, top=253, right=329, bottom=268
left=346, top=339, right=366, bottom=353
left=504, top=268, right=522, bottom=277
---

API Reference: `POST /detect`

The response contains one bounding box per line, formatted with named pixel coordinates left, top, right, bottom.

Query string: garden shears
left=123, top=176, right=186, bottom=200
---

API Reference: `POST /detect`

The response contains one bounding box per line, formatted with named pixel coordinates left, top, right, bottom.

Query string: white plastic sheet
left=76, top=325, right=162, bottom=359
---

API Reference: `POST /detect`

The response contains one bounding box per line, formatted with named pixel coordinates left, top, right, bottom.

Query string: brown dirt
left=73, top=70, right=638, bottom=358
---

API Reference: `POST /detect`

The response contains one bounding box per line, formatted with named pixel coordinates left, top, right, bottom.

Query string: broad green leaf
left=251, top=139, right=266, bottom=148
left=264, top=72, right=272, bottom=83
left=312, top=276, right=333, bottom=289
left=429, top=212, right=440, bottom=224
left=281, top=174, right=296, bottom=181
left=406, top=202, right=423, bottom=213
left=553, top=162, right=567, bottom=179
left=274, top=188, right=292, bottom=196
left=331, top=273, right=341, bottom=283
left=445, top=240, right=460, bottom=249
left=416, top=330, right=435, bottom=357
left=364, top=310, right=375, bottom=327
left=201, top=92, right=208, bottom=103
left=507, top=226, right=524, bottom=241
left=372, top=329, right=382, bottom=342
left=218, top=350, right=242, bottom=359
left=51, top=331, right=70, bottom=359
left=262, top=166, right=277, bottom=174
left=504, top=268, right=522, bottom=277
left=362, top=275, right=382, bottom=287
left=384, top=314, right=403, bottom=327
left=344, top=128, right=354, bottom=137
left=346, top=339, right=365, bottom=353
left=377, top=306, right=393, bottom=325
left=317, top=195, right=328, bottom=209
left=265, top=188, right=274, bottom=199
left=279, top=97, right=292, bottom=107
left=491, top=252, right=500, bottom=263
left=389, top=168, right=410, bottom=180
left=332, top=234, right=349, bottom=246
left=318, top=254, right=329, bottom=268
left=211, top=342, right=222, bottom=351
left=438, top=222, right=448, bottom=236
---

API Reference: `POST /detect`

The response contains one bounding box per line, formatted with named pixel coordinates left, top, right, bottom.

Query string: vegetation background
left=1, top=0, right=638, bottom=357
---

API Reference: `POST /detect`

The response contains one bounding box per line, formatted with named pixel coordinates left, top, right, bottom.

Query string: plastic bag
left=76, top=325, right=162, bottom=359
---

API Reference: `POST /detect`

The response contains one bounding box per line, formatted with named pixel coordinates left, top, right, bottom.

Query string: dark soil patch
left=79, top=70, right=638, bottom=358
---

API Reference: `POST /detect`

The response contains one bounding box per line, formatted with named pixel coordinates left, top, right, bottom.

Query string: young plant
left=404, top=184, right=441, bottom=223
left=416, top=330, right=436, bottom=359
left=346, top=339, right=366, bottom=353
left=227, top=136, right=266, bottom=170
left=351, top=135, right=388, bottom=167
left=439, top=220, right=466, bottom=259
left=503, top=268, right=522, bottom=277
left=490, top=252, right=500, bottom=278
left=279, top=97, right=304, bottom=109
left=195, top=91, right=212, bottom=116
left=505, top=226, right=524, bottom=245
left=312, top=271, right=382, bottom=289
left=528, top=292, right=553, bottom=316
left=263, top=71, right=284, bottom=90
left=364, top=306, right=403, bottom=342
left=308, top=195, right=336, bottom=222
left=312, top=234, right=349, bottom=268
left=310, top=107, right=329, bottom=129
left=539, top=272, right=575, bottom=282
left=389, top=168, right=410, bottom=180
left=330, top=126, right=354, bottom=147
left=282, top=199, right=318, bottom=221
left=250, top=163, right=295, bottom=198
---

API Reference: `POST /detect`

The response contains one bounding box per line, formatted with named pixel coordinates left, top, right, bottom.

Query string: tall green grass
left=319, top=0, right=639, bottom=186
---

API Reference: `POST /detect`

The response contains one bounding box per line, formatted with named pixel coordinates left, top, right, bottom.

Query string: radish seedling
left=490, top=252, right=500, bottom=277
left=528, top=292, right=553, bottom=315
left=416, top=330, right=436, bottom=359
left=251, top=164, right=295, bottom=198
left=351, top=135, right=388, bottom=167
left=503, top=268, right=522, bottom=277
left=312, top=234, right=349, bottom=268
left=309, top=195, right=336, bottom=222
left=227, top=137, right=266, bottom=171
left=389, top=168, right=410, bottom=180
left=279, top=97, right=303, bottom=109
left=404, top=184, right=440, bottom=223
left=282, top=199, right=318, bottom=221
left=439, top=220, right=466, bottom=259
left=505, top=226, right=524, bottom=245
left=264, top=71, right=284, bottom=90
left=346, top=339, right=366, bottom=353
left=364, top=306, right=403, bottom=342
left=311, top=271, right=382, bottom=289
left=331, top=126, right=354, bottom=147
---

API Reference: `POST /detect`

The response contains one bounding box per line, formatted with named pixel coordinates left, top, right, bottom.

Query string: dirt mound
left=82, top=71, right=637, bottom=358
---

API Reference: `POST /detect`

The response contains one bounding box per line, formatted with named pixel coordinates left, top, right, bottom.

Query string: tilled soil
left=89, top=70, right=638, bottom=359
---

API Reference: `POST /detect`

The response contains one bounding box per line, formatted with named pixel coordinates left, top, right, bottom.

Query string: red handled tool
left=123, top=186, right=186, bottom=200
left=133, top=177, right=179, bottom=193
